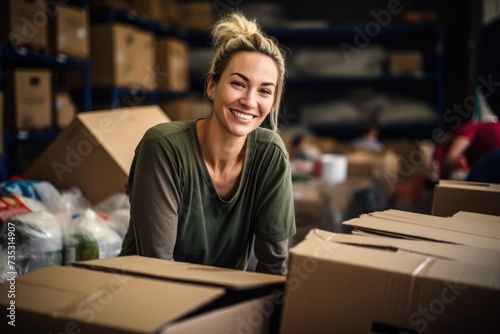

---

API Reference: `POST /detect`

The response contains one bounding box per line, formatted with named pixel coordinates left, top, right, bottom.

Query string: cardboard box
left=452, top=211, right=500, bottom=224
left=51, top=4, right=90, bottom=59
left=54, top=91, right=77, bottom=129
left=0, top=265, right=220, bottom=333
left=68, top=255, right=283, bottom=333
left=157, top=37, right=189, bottom=92
left=343, top=209, right=500, bottom=250
left=432, top=180, right=500, bottom=217
left=163, top=0, right=182, bottom=27
left=160, top=97, right=207, bottom=121
left=4, top=69, right=52, bottom=131
left=135, top=0, right=162, bottom=21
left=280, top=228, right=500, bottom=334
left=2, top=0, right=49, bottom=52
left=388, top=51, right=424, bottom=75
left=179, top=2, right=216, bottom=31
left=90, top=23, right=156, bottom=90
left=134, top=27, right=157, bottom=90
left=24, top=105, right=170, bottom=204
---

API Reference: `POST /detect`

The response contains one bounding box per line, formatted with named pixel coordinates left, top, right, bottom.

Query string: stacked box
left=157, top=37, right=189, bottom=91
left=4, top=69, right=52, bottom=131
left=2, top=0, right=49, bottom=52
left=90, top=23, right=156, bottom=90
left=50, top=4, right=90, bottom=59
left=0, top=256, right=285, bottom=333
left=280, top=209, right=500, bottom=333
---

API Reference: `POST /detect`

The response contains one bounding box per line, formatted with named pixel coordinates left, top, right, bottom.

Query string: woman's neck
left=201, top=117, right=246, bottom=171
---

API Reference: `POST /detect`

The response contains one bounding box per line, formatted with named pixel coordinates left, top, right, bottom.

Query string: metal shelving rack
left=187, top=21, right=445, bottom=141
left=0, top=0, right=92, bottom=181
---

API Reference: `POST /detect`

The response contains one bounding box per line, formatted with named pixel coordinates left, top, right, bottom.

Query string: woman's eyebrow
left=230, top=72, right=276, bottom=87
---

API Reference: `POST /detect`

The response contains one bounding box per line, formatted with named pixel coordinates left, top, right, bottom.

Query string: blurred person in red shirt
left=439, top=120, right=500, bottom=182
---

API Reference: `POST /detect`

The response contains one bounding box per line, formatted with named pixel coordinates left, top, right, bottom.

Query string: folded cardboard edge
left=291, top=229, right=500, bottom=290
left=73, top=256, right=285, bottom=291
left=306, top=228, right=500, bottom=267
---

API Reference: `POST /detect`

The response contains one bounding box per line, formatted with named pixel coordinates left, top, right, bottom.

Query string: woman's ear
left=206, top=75, right=215, bottom=99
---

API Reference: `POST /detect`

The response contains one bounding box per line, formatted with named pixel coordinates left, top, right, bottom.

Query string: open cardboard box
left=342, top=209, right=500, bottom=250
left=432, top=180, right=500, bottom=217
left=0, top=256, right=285, bottom=333
left=279, top=228, right=500, bottom=334
left=24, top=106, right=170, bottom=204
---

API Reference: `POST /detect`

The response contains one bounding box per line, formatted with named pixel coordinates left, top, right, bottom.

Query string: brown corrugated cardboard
left=134, top=27, right=157, bottom=90
left=3, top=0, right=49, bottom=51
left=179, top=2, right=215, bottom=31
left=452, top=211, right=500, bottom=224
left=388, top=50, right=424, bottom=75
left=157, top=37, right=189, bottom=92
left=90, top=23, right=156, bottom=89
left=72, top=256, right=285, bottom=333
left=0, top=265, right=225, bottom=333
left=160, top=97, right=208, bottom=121
left=24, top=106, right=170, bottom=204
left=432, top=180, right=500, bottom=217
left=4, top=69, right=52, bottom=131
left=369, top=209, right=500, bottom=239
left=342, top=209, right=500, bottom=250
left=51, top=4, right=90, bottom=59
left=310, top=229, right=500, bottom=267
left=280, top=228, right=500, bottom=334
left=73, top=255, right=285, bottom=290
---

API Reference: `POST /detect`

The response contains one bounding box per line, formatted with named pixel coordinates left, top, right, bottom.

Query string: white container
left=321, top=154, right=348, bottom=183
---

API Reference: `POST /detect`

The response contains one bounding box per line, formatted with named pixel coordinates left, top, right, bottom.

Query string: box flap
left=452, top=211, right=500, bottom=223
left=368, top=209, right=500, bottom=239
left=0, top=266, right=224, bottom=333
left=343, top=209, right=500, bottom=248
left=73, top=256, right=285, bottom=290
left=306, top=228, right=500, bottom=267
left=342, top=214, right=500, bottom=250
left=293, top=230, right=500, bottom=290
left=437, top=179, right=500, bottom=192
left=77, top=106, right=170, bottom=174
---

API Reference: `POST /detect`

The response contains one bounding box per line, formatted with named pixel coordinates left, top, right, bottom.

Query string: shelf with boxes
left=187, top=21, right=444, bottom=141
left=278, top=22, right=444, bottom=141
left=0, top=0, right=92, bottom=181
left=87, top=4, right=190, bottom=111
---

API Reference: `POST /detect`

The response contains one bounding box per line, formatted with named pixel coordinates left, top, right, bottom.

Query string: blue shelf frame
left=0, top=0, right=92, bottom=181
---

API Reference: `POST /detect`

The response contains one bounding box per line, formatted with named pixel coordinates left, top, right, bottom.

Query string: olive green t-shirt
left=120, top=120, right=296, bottom=270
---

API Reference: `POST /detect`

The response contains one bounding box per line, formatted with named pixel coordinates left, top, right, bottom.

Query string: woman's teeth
left=232, top=110, right=254, bottom=120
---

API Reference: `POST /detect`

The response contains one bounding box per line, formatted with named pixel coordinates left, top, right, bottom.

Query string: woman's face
left=208, top=51, right=278, bottom=138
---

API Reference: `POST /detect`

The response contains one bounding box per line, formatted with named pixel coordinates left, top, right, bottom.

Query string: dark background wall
left=237, top=0, right=484, bottom=132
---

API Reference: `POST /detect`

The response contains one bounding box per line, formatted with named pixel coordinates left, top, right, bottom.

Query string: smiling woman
left=119, top=11, right=296, bottom=275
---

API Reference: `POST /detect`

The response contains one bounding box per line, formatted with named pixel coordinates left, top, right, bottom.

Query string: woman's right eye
left=231, top=81, right=245, bottom=88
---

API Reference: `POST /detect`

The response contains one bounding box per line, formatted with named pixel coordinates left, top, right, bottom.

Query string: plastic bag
left=63, top=209, right=122, bottom=265
left=93, top=192, right=130, bottom=239
left=1, top=210, right=63, bottom=278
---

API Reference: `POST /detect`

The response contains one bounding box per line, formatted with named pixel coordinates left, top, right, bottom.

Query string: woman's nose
left=240, top=90, right=257, bottom=109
